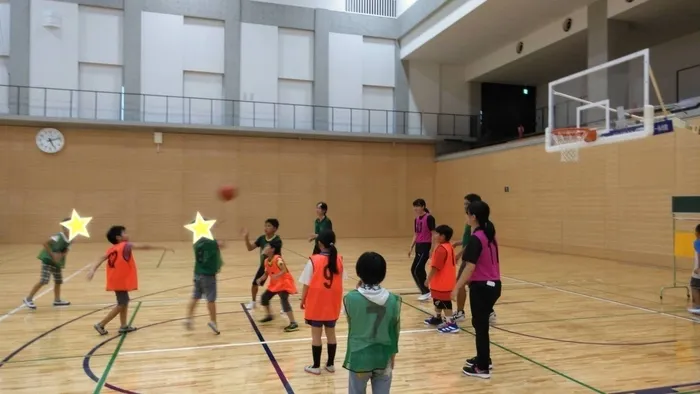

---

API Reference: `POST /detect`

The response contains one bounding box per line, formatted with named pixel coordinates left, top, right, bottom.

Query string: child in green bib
left=343, top=252, right=400, bottom=394
left=23, top=220, right=72, bottom=309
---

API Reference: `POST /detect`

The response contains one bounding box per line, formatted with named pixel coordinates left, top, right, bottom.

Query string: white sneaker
left=417, top=293, right=431, bottom=301
left=23, top=298, right=36, bottom=310
left=452, top=310, right=466, bottom=322
left=489, top=312, right=497, bottom=325
left=245, top=301, right=256, bottom=310
left=688, top=307, right=700, bottom=315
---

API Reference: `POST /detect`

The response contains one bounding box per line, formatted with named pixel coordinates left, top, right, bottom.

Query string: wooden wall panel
left=434, top=125, right=700, bottom=266
left=0, top=125, right=434, bottom=243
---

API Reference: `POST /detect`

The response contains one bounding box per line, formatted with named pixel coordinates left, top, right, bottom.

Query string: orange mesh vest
left=105, top=242, right=138, bottom=292
left=304, top=254, right=344, bottom=321
left=265, top=255, right=297, bottom=294
left=430, top=243, right=456, bottom=292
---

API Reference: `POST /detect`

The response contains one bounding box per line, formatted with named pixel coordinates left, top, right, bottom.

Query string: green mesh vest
left=342, top=290, right=401, bottom=373
left=193, top=239, right=223, bottom=276
left=37, top=233, right=71, bottom=268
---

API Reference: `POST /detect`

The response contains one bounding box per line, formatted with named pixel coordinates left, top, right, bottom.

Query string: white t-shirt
left=298, top=258, right=348, bottom=285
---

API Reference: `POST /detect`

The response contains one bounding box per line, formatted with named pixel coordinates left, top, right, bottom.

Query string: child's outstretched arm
left=86, top=255, right=109, bottom=280
left=131, top=244, right=174, bottom=253
left=240, top=229, right=257, bottom=251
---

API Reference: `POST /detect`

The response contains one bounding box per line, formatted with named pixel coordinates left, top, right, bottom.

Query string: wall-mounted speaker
left=563, top=18, right=573, bottom=32
left=516, top=41, right=524, bottom=54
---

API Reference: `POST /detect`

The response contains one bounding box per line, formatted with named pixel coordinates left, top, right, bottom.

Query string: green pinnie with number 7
left=343, top=252, right=401, bottom=394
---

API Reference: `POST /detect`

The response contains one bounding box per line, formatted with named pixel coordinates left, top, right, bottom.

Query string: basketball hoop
left=551, top=127, right=597, bottom=162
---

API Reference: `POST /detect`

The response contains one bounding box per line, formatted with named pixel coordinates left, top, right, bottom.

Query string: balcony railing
left=0, top=85, right=479, bottom=138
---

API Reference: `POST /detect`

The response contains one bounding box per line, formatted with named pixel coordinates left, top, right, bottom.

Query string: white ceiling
left=477, top=0, right=700, bottom=85
left=408, top=0, right=700, bottom=86
left=404, top=0, right=599, bottom=63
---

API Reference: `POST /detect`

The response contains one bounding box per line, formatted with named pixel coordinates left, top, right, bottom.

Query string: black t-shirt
left=462, top=225, right=498, bottom=264
left=463, top=234, right=482, bottom=263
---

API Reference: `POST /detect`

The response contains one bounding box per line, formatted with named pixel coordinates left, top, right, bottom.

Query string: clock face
left=36, top=128, right=65, bottom=154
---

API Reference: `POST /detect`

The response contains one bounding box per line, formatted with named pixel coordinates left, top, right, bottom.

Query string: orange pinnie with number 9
left=298, top=229, right=344, bottom=375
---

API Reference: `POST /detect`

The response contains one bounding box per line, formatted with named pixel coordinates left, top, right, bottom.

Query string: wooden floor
left=0, top=238, right=699, bottom=394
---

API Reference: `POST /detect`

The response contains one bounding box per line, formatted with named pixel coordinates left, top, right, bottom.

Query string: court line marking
left=241, top=303, right=294, bottom=394
left=503, top=275, right=699, bottom=323
left=94, top=301, right=142, bottom=394
left=0, top=263, right=92, bottom=324
left=400, top=300, right=605, bottom=393
left=119, top=328, right=436, bottom=357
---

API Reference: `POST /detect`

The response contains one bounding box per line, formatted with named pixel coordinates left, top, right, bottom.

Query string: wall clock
left=36, top=128, right=65, bottom=154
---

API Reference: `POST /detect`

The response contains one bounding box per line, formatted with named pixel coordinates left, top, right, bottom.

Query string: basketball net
left=551, top=128, right=589, bottom=162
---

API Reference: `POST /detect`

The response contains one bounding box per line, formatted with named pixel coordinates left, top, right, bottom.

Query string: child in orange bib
left=424, top=225, right=459, bottom=334
left=256, top=238, right=299, bottom=332
left=87, top=226, right=172, bottom=335
left=299, top=229, right=344, bottom=376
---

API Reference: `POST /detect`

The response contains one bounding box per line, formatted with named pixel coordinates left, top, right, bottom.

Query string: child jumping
left=185, top=237, right=225, bottom=334
left=256, top=238, right=299, bottom=332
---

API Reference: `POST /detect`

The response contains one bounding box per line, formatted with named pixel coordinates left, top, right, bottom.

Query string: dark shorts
left=261, top=290, right=292, bottom=312
left=115, top=291, right=130, bottom=306
left=252, top=263, right=266, bottom=286
left=433, top=299, right=452, bottom=310
left=691, top=277, right=700, bottom=289
left=193, top=274, right=217, bottom=302
left=305, top=319, right=337, bottom=328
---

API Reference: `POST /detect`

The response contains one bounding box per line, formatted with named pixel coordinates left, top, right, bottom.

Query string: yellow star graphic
left=60, top=209, right=92, bottom=242
left=184, top=212, right=216, bottom=244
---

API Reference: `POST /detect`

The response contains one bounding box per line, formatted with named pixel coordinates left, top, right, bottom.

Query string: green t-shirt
left=255, top=234, right=281, bottom=265
left=314, top=216, right=332, bottom=235
left=193, top=238, right=222, bottom=276
left=37, top=232, right=71, bottom=268
left=343, top=290, right=401, bottom=373
left=462, top=224, right=472, bottom=247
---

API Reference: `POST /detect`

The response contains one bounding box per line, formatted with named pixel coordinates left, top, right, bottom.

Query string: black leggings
left=411, top=243, right=431, bottom=295
left=260, top=290, right=292, bottom=312
left=469, top=281, right=502, bottom=370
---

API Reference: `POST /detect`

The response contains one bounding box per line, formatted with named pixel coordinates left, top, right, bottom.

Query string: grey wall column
left=586, top=0, right=609, bottom=106
left=123, top=0, right=144, bottom=121
left=9, top=0, right=30, bottom=115
left=394, top=49, right=409, bottom=134
left=224, top=0, right=241, bottom=126
left=313, top=9, right=330, bottom=131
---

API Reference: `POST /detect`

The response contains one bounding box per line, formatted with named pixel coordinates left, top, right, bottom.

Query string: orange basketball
left=218, top=185, right=238, bottom=202
left=584, top=129, right=598, bottom=143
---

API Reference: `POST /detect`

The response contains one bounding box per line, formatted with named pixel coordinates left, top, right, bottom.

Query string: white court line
left=120, top=328, right=436, bottom=357
left=0, top=263, right=92, bottom=323
left=66, top=296, right=256, bottom=308
left=504, top=275, right=699, bottom=323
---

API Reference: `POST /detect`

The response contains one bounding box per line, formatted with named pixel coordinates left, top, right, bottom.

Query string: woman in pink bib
left=408, top=198, right=435, bottom=301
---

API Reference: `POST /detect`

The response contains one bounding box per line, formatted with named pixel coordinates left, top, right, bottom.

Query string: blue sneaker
left=424, top=316, right=442, bottom=326
left=438, top=322, right=459, bottom=334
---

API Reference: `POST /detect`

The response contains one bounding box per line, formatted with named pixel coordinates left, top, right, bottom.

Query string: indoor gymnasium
left=2, top=0, right=700, bottom=393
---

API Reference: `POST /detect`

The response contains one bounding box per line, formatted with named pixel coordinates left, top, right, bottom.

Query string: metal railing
left=0, top=84, right=480, bottom=138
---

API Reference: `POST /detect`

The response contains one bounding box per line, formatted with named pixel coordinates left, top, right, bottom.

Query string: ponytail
left=482, top=220, right=496, bottom=245
left=327, top=243, right=339, bottom=275
left=317, top=229, right=338, bottom=275
left=424, top=208, right=430, bottom=214
left=467, top=201, right=496, bottom=245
